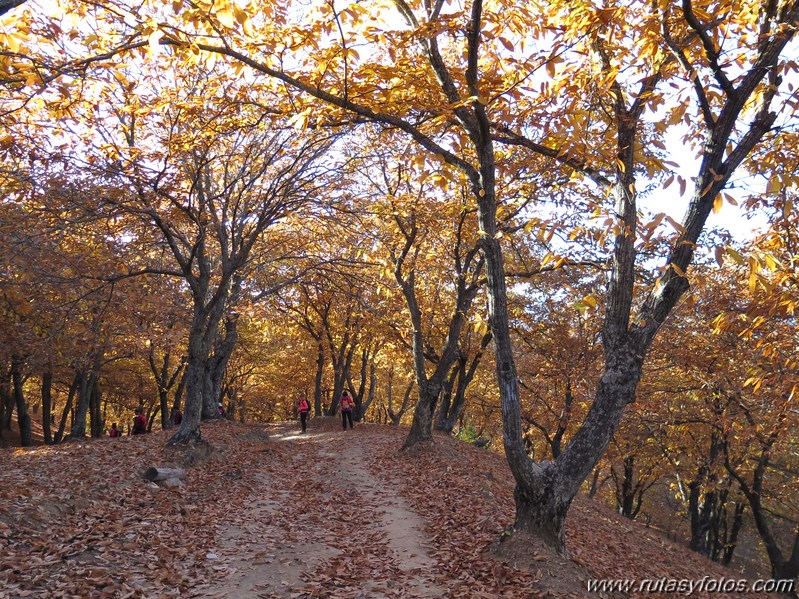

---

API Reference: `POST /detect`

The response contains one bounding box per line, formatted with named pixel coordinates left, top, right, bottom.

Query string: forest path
left=194, top=422, right=445, bottom=599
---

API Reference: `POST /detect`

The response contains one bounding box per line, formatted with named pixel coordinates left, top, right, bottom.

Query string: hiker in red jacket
left=108, top=423, right=121, bottom=438
left=131, top=408, right=148, bottom=435
left=298, top=395, right=310, bottom=434
left=340, top=390, right=354, bottom=431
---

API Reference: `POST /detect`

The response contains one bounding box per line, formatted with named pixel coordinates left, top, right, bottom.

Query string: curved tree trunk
left=55, top=373, right=78, bottom=443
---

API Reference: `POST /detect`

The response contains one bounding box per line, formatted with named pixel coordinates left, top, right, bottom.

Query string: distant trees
left=1, top=0, right=798, bottom=569
left=88, top=79, right=336, bottom=443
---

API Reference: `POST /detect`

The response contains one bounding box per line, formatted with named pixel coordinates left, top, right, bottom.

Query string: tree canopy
left=2, top=0, right=799, bottom=571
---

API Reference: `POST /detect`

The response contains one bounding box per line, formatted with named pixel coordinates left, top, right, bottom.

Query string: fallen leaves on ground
left=0, top=420, right=777, bottom=598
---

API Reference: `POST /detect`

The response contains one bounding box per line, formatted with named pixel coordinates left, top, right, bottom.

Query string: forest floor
left=0, top=418, right=780, bottom=599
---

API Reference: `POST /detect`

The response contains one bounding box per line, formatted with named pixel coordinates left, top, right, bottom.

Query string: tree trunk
left=206, top=314, right=238, bottom=418
left=89, top=376, right=102, bottom=438
left=513, top=467, right=571, bottom=552
left=12, top=357, right=32, bottom=447
left=509, top=345, right=644, bottom=553
left=402, top=382, right=439, bottom=448
left=437, top=331, right=491, bottom=433
left=41, top=370, right=53, bottom=444
left=169, top=300, right=224, bottom=445
left=173, top=368, right=187, bottom=412
left=359, top=362, right=378, bottom=421
left=434, top=364, right=457, bottom=432
left=720, top=501, right=745, bottom=567
left=689, top=481, right=714, bottom=555
left=55, top=373, right=79, bottom=444
left=69, top=368, right=92, bottom=438
left=313, top=341, right=324, bottom=415
left=1, top=366, right=13, bottom=435
left=388, top=378, right=413, bottom=426
left=327, top=336, right=355, bottom=416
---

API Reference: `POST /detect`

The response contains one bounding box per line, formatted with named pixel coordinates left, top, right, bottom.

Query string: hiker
left=298, top=395, right=310, bottom=433
left=108, top=423, right=121, bottom=438
left=340, top=390, right=354, bottom=430
left=131, top=408, right=148, bottom=435
left=218, top=402, right=226, bottom=418
left=170, top=406, right=182, bottom=427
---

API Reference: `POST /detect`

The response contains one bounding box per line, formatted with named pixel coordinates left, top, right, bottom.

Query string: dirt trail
left=193, top=423, right=445, bottom=599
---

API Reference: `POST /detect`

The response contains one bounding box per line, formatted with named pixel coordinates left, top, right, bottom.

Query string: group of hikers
left=297, top=390, right=355, bottom=433
left=107, top=405, right=184, bottom=437
left=106, top=392, right=354, bottom=437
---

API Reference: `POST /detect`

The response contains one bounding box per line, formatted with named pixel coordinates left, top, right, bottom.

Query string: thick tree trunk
left=612, top=455, right=642, bottom=519
left=689, top=481, right=714, bottom=555
left=168, top=299, right=225, bottom=445
left=327, top=341, right=355, bottom=416
left=41, top=370, right=53, bottom=444
left=12, top=357, right=32, bottom=447
left=402, top=384, right=439, bottom=448
left=69, top=369, right=91, bottom=438
left=437, top=331, right=491, bottom=433
left=689, top=431, right=726, bottom=557
left=513, top=467, right=571, bottom=552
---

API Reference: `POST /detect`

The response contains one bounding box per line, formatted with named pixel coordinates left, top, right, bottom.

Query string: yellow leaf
left=713, top=195, right=723, bottom=214
left=217, top=8, right=235, bottom=29
left=234, top=5, right=250, bottom=25
left=766, top=176, right=782, bottom=194
left=726, top=247, right=745, bottom=264
left=2, top=33, right=20, bottom=53
left=764, top=254, right=779, bottom=271
left=582, top=295, right=598, bottom=308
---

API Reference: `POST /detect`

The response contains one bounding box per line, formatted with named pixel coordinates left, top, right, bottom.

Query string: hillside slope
left=0, top=419, right=781, bottom=598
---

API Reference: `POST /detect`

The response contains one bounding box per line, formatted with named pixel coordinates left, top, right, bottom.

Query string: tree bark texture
left=12, top=357, right=32, bottom=447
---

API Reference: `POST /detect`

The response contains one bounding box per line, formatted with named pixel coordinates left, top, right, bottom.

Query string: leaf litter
left=1, top=419, right=776, bottom=598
